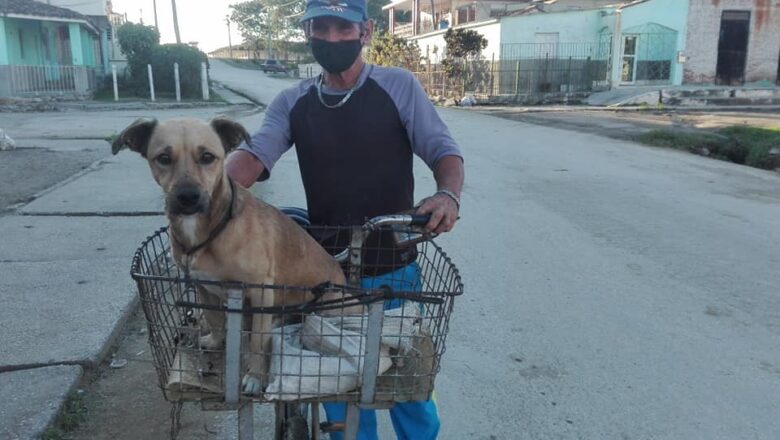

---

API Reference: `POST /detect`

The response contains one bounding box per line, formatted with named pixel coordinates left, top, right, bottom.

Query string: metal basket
left=130, top=225, right=463, bottom=406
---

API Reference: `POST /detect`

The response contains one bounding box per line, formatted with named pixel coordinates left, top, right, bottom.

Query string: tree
left=441, top=28, right=487, bottom=79
left=367, top=0, right=389, bottom=32
left=230, top=0, right=305, bottom=59
left=116, top=23, right=160, bottom=81
left=365, top=32, right=421, bottom=71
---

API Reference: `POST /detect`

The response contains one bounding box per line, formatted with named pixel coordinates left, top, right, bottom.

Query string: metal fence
left=413, top=41, right=611, bottom=102
left=0, top=65, right=100, bottom=97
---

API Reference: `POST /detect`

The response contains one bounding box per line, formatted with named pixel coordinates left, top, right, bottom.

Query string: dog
left=113, top=117, right=356, bottom=396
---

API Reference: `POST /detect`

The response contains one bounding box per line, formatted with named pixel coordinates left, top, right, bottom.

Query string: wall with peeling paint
left=685, top=0, right=780, bottom=84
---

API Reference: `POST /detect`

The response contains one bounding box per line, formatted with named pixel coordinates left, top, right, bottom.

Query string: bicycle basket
left=130, top=225, right=463, bottom=405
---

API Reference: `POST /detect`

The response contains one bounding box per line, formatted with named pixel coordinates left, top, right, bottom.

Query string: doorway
left=621, top=35, right=638, bottom=83
left=716, top=10, right=750, bottom=85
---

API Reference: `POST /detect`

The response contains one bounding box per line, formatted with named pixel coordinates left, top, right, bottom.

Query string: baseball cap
left=299, top=0, right=368, bottom=24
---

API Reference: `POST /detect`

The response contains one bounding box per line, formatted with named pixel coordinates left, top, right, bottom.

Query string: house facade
left=684, top=0, right=780, bottom=85
left=390, top=0, right=778, bottom=96
left=0, top=0, right=114, bottom=98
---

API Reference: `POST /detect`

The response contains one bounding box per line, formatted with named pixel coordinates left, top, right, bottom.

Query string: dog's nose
left=176, top=187, right=201, bottom=207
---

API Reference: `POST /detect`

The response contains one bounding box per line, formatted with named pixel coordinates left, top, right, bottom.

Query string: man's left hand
left=415, top=191, right=460, bottom=234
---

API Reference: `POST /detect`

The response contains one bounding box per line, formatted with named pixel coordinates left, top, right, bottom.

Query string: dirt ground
left=0, top=147, right=108, bottom=212
left=68, top=311, right=230, bottom=440
left=474, top=107, right=780, bottom=139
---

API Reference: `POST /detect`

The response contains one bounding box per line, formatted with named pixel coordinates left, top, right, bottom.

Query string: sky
left=111, top=0, right=246, bottom=53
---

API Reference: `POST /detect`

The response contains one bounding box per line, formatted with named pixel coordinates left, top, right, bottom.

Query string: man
left=225, top=0, right=464, bottom=437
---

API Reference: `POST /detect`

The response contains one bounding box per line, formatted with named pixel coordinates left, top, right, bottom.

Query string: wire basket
left=131, top=225, right=463, bottom=405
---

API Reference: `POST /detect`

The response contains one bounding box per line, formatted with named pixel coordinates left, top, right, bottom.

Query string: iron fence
left=413, top=42, right=611, bottom=102
left=0, top=65, right=100, bottom=97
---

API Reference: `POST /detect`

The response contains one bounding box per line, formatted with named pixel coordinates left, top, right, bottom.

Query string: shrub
left=116, top=23, right=160, bottom=81
left=149, top=44, right=208, bottom=98
left=365, top=32, right=421, bottom=71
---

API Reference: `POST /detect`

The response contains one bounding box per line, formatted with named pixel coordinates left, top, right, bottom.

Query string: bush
left=635, top=126, right=780, bottom=169
left=149, top=44, right=208, bottom=98
left=365, top=32, right=421, bottom=70
left=116, top=23, right=160, bottom=81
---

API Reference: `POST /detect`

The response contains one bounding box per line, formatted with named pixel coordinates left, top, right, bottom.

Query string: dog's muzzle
left=170, top=186, right=207, bottom=215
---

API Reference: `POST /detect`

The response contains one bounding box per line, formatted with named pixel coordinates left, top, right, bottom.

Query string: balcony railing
left=393, top=23, right=414, bottom=38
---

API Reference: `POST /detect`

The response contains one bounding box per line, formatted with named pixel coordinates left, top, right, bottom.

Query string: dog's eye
left=155, top=154, right=172, bottom=166
left=200, top=152, right=217, bottom=165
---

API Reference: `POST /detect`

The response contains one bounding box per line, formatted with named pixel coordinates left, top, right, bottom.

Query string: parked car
left=260, top=59, right=287, bottom=74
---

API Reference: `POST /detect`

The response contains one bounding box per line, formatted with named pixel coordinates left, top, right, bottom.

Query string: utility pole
left=171, top=0, right=181, bottom=44
left=226, top=16, right=233, bottom=59
left=152, top=0, right=159, bottom=30
left=139, top=8, right=144, bottom=25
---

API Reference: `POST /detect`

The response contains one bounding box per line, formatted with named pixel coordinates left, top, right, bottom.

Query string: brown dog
left=113, top=117, right=354, bottom=396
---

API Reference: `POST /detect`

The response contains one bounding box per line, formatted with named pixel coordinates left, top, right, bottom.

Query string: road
left=208, top=60, right=780, bottom=439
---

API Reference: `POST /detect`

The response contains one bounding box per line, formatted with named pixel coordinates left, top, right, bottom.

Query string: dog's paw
left=198, top=333, right=224, bottom=350
left=241, top=373, right=264, bottom=396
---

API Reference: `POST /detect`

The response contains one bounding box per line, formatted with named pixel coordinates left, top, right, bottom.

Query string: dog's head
left=112, top=117, right=250, bottom=216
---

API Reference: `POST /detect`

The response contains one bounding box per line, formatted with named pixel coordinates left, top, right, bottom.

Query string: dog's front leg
left=198, top=287, right=226, bottom=350
left=241, top=287, right=273, bottom=396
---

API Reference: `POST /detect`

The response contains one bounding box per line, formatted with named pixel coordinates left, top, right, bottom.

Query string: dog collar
left=175, top=178, right=236, bottom=258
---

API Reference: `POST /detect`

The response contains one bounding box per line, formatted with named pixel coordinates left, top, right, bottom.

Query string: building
left=0, top=0, right=105, bottom=97
left=389, top=0, right=778, bottom=98
left=684, top=0, right=780, bottom=85
left=45, top=0, right=129, bottom=72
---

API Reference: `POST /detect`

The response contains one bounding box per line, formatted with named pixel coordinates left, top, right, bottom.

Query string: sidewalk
left=0, top=91, right=256, bottom=439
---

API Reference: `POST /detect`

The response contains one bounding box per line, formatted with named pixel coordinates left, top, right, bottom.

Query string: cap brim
left=299, top=6, right=364, bottom=23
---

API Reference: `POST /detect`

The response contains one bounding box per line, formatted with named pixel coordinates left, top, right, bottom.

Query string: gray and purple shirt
left=239, top=64, right=462, bottom=228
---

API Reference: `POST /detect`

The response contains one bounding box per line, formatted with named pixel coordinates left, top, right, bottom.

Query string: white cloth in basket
left=265, top=307, right=422, bottom=401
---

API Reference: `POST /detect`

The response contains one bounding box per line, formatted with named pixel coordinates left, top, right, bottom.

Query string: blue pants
left=323, top=263, right=440, bottom=440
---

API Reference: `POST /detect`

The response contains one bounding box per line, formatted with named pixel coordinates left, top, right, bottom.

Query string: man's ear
left=362, top=19, right=374, bottom=44
left=210, top=117, right=251, bottom=154
left=111, top=118, right=158, bottom=156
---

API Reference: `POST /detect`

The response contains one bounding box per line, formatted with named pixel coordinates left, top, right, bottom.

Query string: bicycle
left=130, top=213, right=463, bottom=439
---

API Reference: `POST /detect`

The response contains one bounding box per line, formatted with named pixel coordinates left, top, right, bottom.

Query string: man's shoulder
left=275, top=78, right=316, bottom=107
left=368, top=64, right=416, bottom=85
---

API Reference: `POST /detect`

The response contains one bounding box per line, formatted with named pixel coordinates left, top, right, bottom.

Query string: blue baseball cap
left=300, top=0, right=368, bottom=24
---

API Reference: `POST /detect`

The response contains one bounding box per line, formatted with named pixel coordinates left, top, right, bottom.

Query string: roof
left=0, top=0, right=99, bottom=32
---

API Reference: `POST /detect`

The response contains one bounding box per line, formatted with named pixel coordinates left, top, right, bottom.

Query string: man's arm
left=226, top=150, right=266, bottom=188
left=415, top=155, right=464, bottom=233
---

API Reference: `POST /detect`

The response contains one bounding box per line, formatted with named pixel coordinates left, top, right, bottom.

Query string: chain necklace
left=316, top=73, right=361, bottom=109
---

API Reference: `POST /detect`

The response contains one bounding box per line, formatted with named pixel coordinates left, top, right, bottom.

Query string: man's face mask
left=310, top=37, right=363, bottom=74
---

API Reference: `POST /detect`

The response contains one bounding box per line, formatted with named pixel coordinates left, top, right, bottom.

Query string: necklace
left=316, top=73, right=360, bottom=109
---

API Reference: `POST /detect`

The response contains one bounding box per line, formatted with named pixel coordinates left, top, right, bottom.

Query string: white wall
left=500, top=9, right=607, bottom=45
left=412, top=20, right=501, bottom=63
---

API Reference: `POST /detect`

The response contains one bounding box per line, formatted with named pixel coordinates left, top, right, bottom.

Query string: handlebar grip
left=409, top=214, right=431, bottom=226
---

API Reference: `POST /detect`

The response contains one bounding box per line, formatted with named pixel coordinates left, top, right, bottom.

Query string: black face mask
left=310, top=37, right=362, bottom=74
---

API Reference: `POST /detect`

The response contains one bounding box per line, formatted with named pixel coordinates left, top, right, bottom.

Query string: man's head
left=300, top=0, right=373, bottom=74
left=111, top=118, right=249, bottom=216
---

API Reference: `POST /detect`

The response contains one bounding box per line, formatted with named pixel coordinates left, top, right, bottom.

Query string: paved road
left=210, top=60, right=780, bottom=439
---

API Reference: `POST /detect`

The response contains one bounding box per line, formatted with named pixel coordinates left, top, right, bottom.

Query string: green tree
left=365, top=32, right=421, bottom=70
left=442, top=28, right=487, bottom=79
left=367, top=0, right=389, bottom=32
left=230, top=0, right=305, bottom=59
left=116, top=22, right=160, bottom=77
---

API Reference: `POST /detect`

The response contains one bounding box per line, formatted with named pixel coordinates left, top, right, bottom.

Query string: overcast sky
left=111, top=0, right=246, bottom=52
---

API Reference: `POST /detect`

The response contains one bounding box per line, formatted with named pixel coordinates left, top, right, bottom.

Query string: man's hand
left=415, top=191, right=459, bottom=234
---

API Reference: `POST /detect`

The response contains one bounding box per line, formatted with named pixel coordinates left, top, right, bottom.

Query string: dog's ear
left=111, top=118, right=158, bottom=156
left=210, top=117, right=251, bottom=154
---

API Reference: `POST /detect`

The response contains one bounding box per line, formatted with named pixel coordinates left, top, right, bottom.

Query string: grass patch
left=635, top=125, right=780, bottom=169
left=40, top=392, right=87, bottom=440
left=93, top=84, right=225, bottom=103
